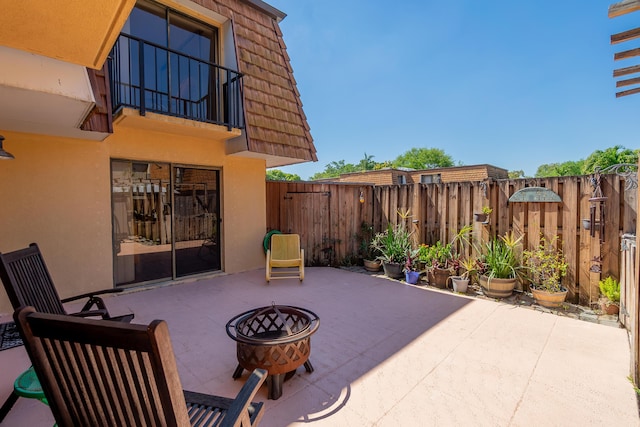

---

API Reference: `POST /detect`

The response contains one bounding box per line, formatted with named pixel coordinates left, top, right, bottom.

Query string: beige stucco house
left=0, top=0, right=316, bottom=313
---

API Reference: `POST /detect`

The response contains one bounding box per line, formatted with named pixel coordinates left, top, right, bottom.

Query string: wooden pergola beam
left=612, top=27, right=640, bottom=44
left=615, top=47, right=640, bottom=60
left=616, top=76, right=640, bottom=87
left=616, top=86, right=640, bottom=97
left=614, top=64, right=640, bottom=77
left=609, top=0, right=640, bottom=18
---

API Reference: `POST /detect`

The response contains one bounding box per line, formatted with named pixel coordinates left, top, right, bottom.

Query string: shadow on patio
left=1, top=267, right=638, bottom=426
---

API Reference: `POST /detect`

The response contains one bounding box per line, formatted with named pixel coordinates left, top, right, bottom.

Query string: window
left=398, top=175, right=407, bottom=185
left=420, top=174, right=441, bottom=184
left=109, top=0, right=244, bottom=127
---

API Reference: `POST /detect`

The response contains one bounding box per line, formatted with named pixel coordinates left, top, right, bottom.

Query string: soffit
left=0, top=0, right=136, bottom=69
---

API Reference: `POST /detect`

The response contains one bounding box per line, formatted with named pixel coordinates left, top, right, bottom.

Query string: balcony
left=109, top=34, right=244, bottom=133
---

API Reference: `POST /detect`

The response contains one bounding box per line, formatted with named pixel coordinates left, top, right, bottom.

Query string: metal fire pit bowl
left=226, top=304, right=320, bottom=400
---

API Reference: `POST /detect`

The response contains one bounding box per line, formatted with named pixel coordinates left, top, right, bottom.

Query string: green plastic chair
left=0, top=366, right=48, bottom=422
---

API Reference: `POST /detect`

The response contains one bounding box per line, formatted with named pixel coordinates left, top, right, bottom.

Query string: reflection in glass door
left=174, top=167, right=220, bottom=277
left=111, top=162, right=221, bottom=286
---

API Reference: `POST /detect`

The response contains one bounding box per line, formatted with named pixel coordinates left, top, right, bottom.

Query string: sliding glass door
left=173, top=167, right=221, bottom=277
left=111, top=161, right=221, bottom=286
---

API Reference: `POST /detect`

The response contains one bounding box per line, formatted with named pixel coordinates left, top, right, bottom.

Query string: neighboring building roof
left=334, top=164, right=509, bottom=185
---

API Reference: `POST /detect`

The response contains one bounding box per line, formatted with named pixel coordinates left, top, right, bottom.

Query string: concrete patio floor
left=0, top=267, right=638, bottom=426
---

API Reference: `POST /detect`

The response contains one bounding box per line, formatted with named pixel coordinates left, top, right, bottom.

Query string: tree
left=508, top=170, right=525, bottom=179
left=266, top=169, right=301, bottom=181
left=582, top=145, right=638, bottom=174
left=392, top=148, right=454, bottom=170
left=309, top=160, right=359, bottom=180
left=535, top=160, right=584, bottom=177
left=357, top=152, right=376, bottom=171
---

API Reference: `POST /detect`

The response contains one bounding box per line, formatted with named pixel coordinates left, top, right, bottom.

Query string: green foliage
left=599, top=276, right=620, bottom=303
left=583, top=145, right=638, bottom=174
left=370, top=223, right=413, bottom=264
left=417, top=225, right=472, bottom=270
left=508, top=170, right=525, bottom=179
left=309, top=160, right=360, bottom=180
left=481, top=232, right=523, bottom=279
left=392, top=147, right=454, bottom=170
left=266, top=169, right=301, bottom=181
left=482, top=206, right=493, bottom=215
left=417, top=241, right=452, bottom=267
left=535, top=160, right=584, bottom=177
left=357, top=152, right=376, bottom=171
left=358, top=221, right=380, bottom=260
left=523, top=235, right=568, bottom=292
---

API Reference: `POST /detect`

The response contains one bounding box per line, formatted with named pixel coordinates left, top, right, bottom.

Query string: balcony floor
left=1, top=267, right=638, bottom=426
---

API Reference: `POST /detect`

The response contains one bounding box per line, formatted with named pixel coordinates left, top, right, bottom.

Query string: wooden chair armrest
left=184, top=368, right=267, bottom=427
left=60, top=288, right=123, bottom=303
left=68, top=309, right=109, bottom=318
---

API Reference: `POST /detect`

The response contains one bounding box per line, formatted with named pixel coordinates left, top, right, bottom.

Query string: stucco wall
left=0, top=127, right=266, bottom=314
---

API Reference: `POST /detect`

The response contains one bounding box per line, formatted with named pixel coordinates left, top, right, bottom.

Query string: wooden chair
left=265, top=234, right=304, bottom=282
left=14, top=306, right=268, bottom=427
left=0, top=243, right=133, bottom=322
left=0, top=242, right=134, bottom=422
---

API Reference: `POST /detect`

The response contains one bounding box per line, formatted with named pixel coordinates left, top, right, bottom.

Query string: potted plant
left=418, top=225, right=472, bottom=289
left=357, top=222, right=382, bottom=271
left=478, top=231, right=523, bottom=298
left=404, top=250, right=421, bottom=284
left=474, top=206, right=492, bottom=223
left=371, top=223, right=412, bottom=279
left=523, top=235, right=568, bottom=308
left=449, top=257, right=477, bottom=293
left=598, top=276, right=620, bottom=315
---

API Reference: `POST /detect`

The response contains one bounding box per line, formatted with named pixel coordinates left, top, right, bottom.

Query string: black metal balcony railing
left=109, top=33, right=244, bottom=130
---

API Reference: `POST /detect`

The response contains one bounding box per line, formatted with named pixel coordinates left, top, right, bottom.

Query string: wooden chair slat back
left=16, top=307, right=191, bottom=427
left=0, top=243, right=65, bottom=314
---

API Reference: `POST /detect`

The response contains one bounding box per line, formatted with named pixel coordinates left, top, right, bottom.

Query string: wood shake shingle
left=215, top=0, right=316, bottom=163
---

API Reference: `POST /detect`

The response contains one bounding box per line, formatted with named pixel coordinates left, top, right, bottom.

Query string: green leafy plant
left=370, top=223, right=412, bottom=264
left=358, top=221, right=381, bottom=261
left=482, top=206, right=493, bottom=215
left=457, top=257, right=478, bottom=280
left=480, top=231, right=523, bottom=279
left=523, top=235, right=568, bottom=293
left=416, top=225, right=472, bottom=271
left=599, top=276, right=620, bottom=303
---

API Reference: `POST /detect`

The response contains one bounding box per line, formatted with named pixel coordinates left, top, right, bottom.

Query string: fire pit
left=226, top=304, right=320, bottom=400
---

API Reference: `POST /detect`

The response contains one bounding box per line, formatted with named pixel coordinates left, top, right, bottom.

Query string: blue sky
left=267, top=0, right=640, bottom=179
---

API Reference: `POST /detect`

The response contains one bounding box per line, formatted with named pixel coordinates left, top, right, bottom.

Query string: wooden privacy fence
left=266, top=174, right=637, bottom=306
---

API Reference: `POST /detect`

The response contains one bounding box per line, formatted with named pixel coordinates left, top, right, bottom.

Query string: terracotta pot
left=531, top=285, right=568, bottom=308
left=382, top=261, right=404, bottom=279
left=405, top=270, right=420, bottom=284
left=479, top=275, right=516, bottom=298
left=599, top=298, right=620, bottom=315
left=364, top=259, right=382, bottom=272
left=449, top=276, right=469, bottom=293
left=429, top=267, right=451, bottom=289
